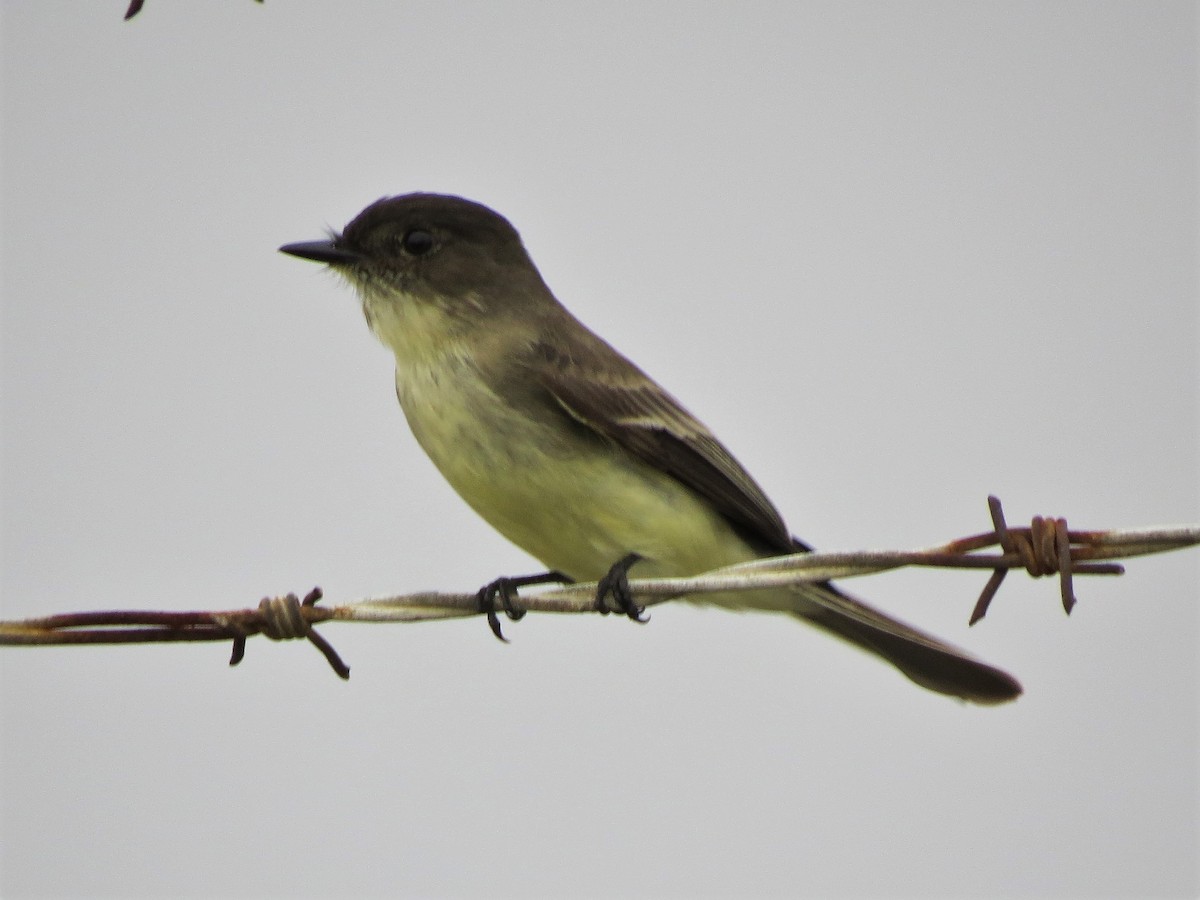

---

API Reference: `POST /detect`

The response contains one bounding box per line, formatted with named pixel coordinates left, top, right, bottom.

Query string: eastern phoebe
left=281, top=193, right=1021, bottom=704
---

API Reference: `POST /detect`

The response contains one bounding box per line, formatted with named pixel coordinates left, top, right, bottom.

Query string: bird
left=280, top=193, right=1021, bottom=704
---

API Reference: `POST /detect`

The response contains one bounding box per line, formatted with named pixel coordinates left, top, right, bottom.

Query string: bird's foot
left=476, top=570, right=573, bottom=642
left=594, top=552, right=648, bottom=623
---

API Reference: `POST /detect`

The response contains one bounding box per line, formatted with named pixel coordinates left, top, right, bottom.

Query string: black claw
left=476, top=570, right=574, bottom=642
left=476, top=579, right=517, bottom=642
left=594, top=553, right=648, bottom=623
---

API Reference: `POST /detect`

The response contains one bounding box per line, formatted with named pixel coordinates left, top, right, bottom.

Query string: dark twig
left=125, top=0, right=263, bottom=21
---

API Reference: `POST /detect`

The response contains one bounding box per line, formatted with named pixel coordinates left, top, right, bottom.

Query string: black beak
left=279, top=240, right=362, bottom=265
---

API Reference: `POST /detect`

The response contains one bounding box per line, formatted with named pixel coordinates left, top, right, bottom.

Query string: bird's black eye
left=401, top=229, right=435, bottom=256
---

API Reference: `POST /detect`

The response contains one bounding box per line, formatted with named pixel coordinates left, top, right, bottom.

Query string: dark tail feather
left=790, top=584, right=1022, bottom=705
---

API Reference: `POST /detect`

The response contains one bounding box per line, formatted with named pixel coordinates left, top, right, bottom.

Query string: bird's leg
left=476, top=570, right=574, bottom=642
left=594, top=552, right=648, bottom=623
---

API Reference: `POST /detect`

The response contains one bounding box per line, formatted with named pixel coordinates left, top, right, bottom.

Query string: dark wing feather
left=533, top=339, right=794, bottom=554
left=529, top=336, right=1021, bottom=703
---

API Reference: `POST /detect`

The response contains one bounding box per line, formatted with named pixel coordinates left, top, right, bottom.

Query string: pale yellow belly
left=395, top=363, right=762, bottom=585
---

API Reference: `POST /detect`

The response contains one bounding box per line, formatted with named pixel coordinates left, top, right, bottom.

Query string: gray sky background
left=2, top=3, right=1196, bottom=898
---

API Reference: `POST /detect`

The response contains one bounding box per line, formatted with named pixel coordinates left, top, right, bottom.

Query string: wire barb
left=970, top=497, right=1079, bottom=624
left=1, top=496, right=1195, bottom=678
left=232, top=587, right=348, bottom=679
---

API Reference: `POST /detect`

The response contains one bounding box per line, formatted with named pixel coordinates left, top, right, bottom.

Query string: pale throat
left=357, top=283, right=474, bottom=370
left=354, top=281, right=512, bottom=472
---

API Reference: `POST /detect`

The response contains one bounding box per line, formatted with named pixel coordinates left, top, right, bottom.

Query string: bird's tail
left=789, top=583, right=1022, bottom=704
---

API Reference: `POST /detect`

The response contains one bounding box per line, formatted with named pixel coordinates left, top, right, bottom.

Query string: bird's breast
left=391, top=354, right=760, bottom=583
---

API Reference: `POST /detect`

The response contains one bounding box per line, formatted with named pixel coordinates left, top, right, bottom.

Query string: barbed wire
left=2, top=496, right=1195, bottom=679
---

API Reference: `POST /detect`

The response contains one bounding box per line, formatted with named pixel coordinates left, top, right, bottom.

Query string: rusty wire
left=2, top=495, right=1196, bottom=679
